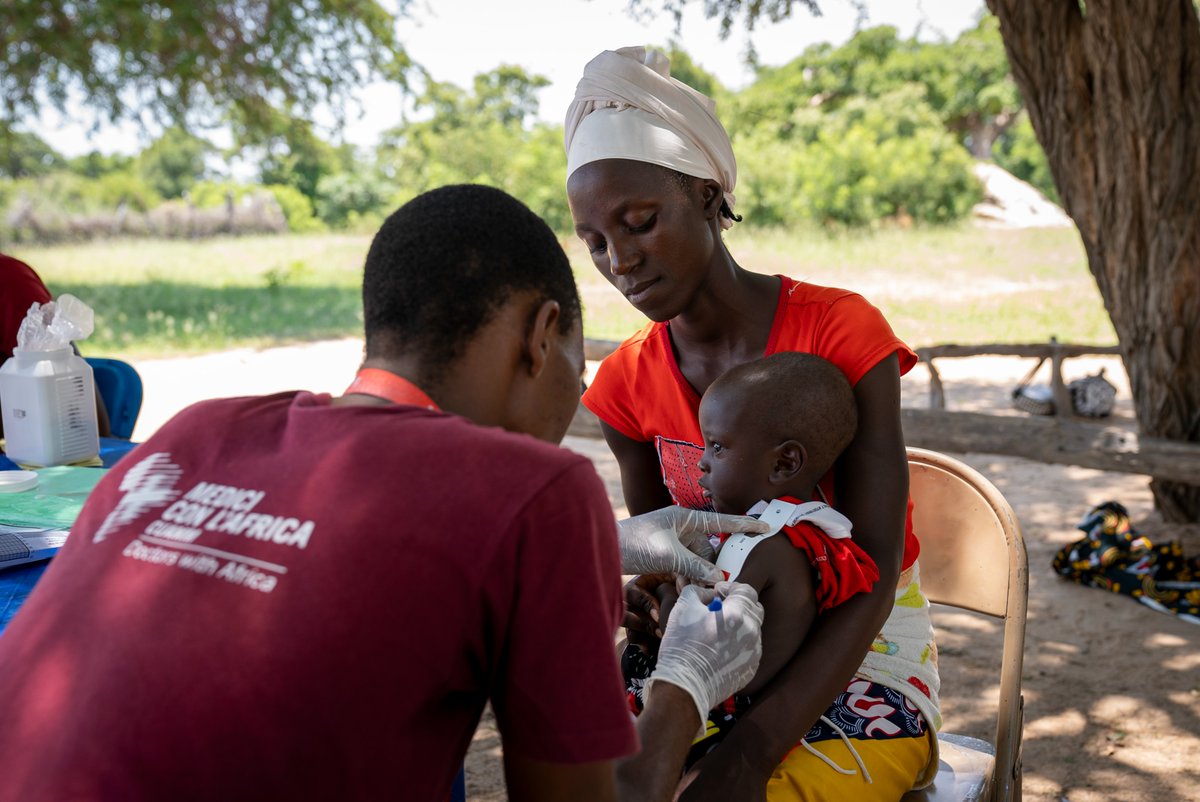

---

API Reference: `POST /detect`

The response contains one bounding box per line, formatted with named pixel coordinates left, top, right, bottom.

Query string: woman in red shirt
left=565, top=47, right=941, bottom=801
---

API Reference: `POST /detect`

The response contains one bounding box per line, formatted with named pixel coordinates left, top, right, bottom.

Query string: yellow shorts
left=767, top=731, right=933, bottom=802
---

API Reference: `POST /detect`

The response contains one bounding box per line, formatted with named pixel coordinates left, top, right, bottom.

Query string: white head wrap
left=564, top=47, right=738, bottom=228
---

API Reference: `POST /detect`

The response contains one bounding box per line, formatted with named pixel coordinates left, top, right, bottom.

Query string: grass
left=14, top=236, right=368, bottom=357
left=9, top=224, right=1116, bottom=360
left=567, top=223, right=1116, bottom=346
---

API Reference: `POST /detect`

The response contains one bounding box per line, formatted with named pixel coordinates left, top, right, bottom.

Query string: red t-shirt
left=0, top=392, right=637, bottom=800
left=583, top=276, right=922, bottom=569
left=1, top=253, right=53, bottom=362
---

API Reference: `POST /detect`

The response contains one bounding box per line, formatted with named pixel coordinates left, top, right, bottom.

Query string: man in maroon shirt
left=0, top=185, right=765, bottom=802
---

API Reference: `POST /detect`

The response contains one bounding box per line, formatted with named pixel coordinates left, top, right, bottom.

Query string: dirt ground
left=130, top=344, right=1199, bottom=802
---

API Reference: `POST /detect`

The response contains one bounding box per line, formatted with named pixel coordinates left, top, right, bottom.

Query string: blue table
left=0, top=438, right=138, bottom=633
left=0, top=437, right=137, bottom=471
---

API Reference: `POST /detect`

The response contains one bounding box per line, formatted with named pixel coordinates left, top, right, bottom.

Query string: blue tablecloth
left=0, top=438, right=138, bottom=635
left=0, top=562, right=49, bottom=632
left=0, top=437, right=137, bottom=471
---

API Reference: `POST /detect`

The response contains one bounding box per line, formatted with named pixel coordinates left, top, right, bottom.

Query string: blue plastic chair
left=85, top=357, right=143, bottom=440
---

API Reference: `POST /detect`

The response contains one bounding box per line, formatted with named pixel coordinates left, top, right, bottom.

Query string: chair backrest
left=86, top=357, right=143, bottom=440
left=906, top=447, right=1028, bottom=802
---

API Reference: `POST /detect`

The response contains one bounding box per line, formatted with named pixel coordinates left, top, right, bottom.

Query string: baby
left=622, top=352, right=879, bottom=764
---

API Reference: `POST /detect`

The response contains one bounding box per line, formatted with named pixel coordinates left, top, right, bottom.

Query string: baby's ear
left=769, top=440, right=806, bottom=485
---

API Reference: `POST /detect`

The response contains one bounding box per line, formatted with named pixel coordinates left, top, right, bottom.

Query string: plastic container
left=0, top=347, right=99, bottom=467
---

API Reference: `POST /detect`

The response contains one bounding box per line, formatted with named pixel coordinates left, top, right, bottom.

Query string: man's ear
left=523, top=299, right=561, bottom=378
left=768, top=440, right=806, bottom=486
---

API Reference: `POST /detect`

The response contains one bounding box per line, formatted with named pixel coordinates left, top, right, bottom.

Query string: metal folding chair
left=901, top=448, right=1028, bottom=802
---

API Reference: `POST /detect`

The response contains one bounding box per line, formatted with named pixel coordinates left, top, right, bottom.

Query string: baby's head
left=697, top=352, right=857, bottom=515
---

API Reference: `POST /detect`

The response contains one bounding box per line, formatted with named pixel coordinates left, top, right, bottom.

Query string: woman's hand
left=623, top=573, right=676, bottom=647
left=616, top=507, right=771, bottom=582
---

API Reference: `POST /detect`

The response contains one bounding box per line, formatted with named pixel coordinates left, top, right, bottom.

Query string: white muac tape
left=714, top=498, right=799, bottom=581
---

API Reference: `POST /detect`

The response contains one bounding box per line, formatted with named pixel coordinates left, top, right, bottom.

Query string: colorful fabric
left=582, top=275, right=922, bottom=568
left=1053, top=501, right=1200, bottom=624
left=0, top=392, right=637, bottom=801
left=765, top=722, right=933, bottom=802
left=854, top=560, right=942, bottom=787
left=624, top=642, right=931, bottom=786
left=691, top=680, right=928, bottom=769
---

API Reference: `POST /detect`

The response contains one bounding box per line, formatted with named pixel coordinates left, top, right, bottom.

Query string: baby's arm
left=726, top=535, right=816, bottom=696
left=643, top=535, right=820, bottom=696
left=651, top=535, right=816, bottom=697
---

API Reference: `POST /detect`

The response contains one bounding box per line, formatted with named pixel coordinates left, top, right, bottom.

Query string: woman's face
left=567, top=159, right=722, bottom=322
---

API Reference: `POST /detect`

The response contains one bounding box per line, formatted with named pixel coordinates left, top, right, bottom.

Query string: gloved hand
left=645, top=581, right=765, bottom=733
left=616, top=507, right=771, bottom=582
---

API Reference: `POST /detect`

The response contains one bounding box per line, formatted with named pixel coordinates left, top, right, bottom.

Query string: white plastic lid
left=0, top=470, right=39, bottom=493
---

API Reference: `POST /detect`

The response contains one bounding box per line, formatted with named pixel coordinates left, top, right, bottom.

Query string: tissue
left=16, top=294, right=95, bottom=351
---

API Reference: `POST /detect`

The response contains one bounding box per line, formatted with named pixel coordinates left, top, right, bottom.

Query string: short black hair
left=362, top=184, right=581, bottom=375
left=709, top=352, right=857, bottom=479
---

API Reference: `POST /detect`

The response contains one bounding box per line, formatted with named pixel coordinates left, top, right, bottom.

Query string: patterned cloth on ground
left=1052, top=501, right=1200, bottom=625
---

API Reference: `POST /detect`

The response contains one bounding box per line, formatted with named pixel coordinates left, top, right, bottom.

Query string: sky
left=29, top=0, right=986, bottom=158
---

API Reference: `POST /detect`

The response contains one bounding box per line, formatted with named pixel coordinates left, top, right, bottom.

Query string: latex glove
left=616, top=507, right=771, bottom=582
left=645, top=581, right=765, bottom=732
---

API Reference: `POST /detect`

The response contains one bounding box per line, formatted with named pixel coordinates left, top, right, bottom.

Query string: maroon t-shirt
left=0, top=392, right=637, bottom=800
left=1, top=253, right=53, bottom=362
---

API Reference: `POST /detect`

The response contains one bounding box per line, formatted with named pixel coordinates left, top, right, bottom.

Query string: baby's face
left=696, top=387, right=778, bottom=515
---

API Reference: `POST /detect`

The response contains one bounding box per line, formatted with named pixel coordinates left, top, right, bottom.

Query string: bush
left=265, top=184, right=325, bottom=233
left=314, top=171, right=391, bottom=228
left=737, top=87, right=982, bottom=227
left=187, top=180, right=253, bottom=209
left=93, top=170, right=161, bottom=212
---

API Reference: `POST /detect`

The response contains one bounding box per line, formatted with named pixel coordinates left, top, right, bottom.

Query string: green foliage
left=242, top=111, right=345, bottom=201
left=728, top=19, right=1020, bottom=158
left=91, top=170, right=161, bottom=212
left=67, top=150, right=135, bottom=179
left=185, top=180, right=324, bottom=233
left=265, top=185, right=325, bottom=233
left=470, top=66, right=551, bottom=128
left=1, top=169, right=159, bottom=216
left=377, top=65, right=571, bottom=232
left=263, top=259, right=312, bottom=291
left=737, top=88, right=982, bottom=227
left=629, top=0, right=821, bottom=39
left=0, top=124, right=63, bottom=178
left=994, top=113, right=1060, bottom=205
left=314, top=170, right=391, bottom=228
left=187, top=181, right=255, bottom=209
left=0, top=1, right=413, bottom=141
left=663, top=46, right=729, bottom=103
left=137, top=127, right=211, bottom=199
left=2, top=17, right=1032, bottom=238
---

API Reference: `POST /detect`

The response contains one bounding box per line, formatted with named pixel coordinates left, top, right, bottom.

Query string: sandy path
left=127, top=342, right=1198, bottom=802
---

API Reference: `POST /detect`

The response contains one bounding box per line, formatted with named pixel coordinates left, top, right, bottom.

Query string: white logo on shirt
left=93, top=452, right=183, bottom=543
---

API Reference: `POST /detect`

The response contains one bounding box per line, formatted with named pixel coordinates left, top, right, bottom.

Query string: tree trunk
left=965, top=110, right=1017, bottom=159
left=986, top=0, right=1200, bottom=522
